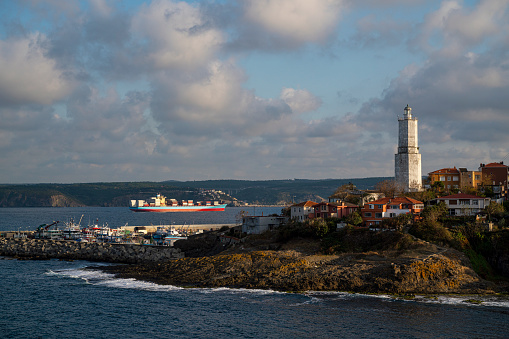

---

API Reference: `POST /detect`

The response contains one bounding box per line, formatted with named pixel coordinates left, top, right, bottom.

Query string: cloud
left=223, top=0, right=344, bottom=50
left=131, top=0, right=225, bottom=70
left=0, top=34, right=75, bottom=106
left=280, top=88, right=322, bottom=114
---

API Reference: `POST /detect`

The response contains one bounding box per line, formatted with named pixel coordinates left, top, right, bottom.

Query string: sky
left=1, top=0, right=508, bottom=183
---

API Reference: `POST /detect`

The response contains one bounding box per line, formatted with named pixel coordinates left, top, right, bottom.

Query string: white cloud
left=280, top=88, right=322, bottom=114
left=243, top=0, right=344, bottom=45
left=0, top=34, right=74, bottom=106
left=132, top=0, right=225, bottom=70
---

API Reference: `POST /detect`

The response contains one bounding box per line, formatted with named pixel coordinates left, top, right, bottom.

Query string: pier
left=121, top=223, right=239, bottom=233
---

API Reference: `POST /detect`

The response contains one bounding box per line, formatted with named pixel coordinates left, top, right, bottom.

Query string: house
left=428, top=167, right=461, bottom=191
left=290, top=201, right=319, bottom=221
left=434, top=193, right=490, bottom=216
left=480, top=162, right=509, bottom=187
left=458, top=168, right=482, bottom=189
left=328, top=183, right=384, bottom=206
left=479, top=162, right=509, bottom=201
left=360, top=197, right=424, bottom=227
left=310, top=201, right=358, bottom=219
left=242, top=215, right=288, bottom=235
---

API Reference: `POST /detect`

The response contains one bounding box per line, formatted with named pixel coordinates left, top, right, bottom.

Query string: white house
left=434, top=193, right=490, bottom=216
left=290, top=201, right=318, bottom=221
left=242, top=216, right=288, bottom=235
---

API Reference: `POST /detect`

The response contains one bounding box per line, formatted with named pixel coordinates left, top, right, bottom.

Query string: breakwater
left=0, top=238, right=183, bottom=264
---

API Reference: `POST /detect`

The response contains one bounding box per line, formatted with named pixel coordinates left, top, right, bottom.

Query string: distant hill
left=0, top=178, right=391, bottom=207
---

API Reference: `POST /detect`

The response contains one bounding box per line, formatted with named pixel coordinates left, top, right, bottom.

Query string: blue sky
left=0, top=0, right=508, bottom=183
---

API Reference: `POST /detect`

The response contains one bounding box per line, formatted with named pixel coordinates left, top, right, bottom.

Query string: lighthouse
left=395, top=104, right=422, bottom=192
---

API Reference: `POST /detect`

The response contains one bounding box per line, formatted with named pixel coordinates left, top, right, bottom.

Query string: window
left=375, top=213, right=382, bottom=218
left=447, top=176, right=452, bottom=181
left=321, top=205, right=326, bottom=211
left=369, top=204, right=374, bottom=209
left=440, top=176, right=446, bottom=181
left=389, top=213, right=396, bottom=217
left=475, top=175, right=481, bottom=180
left=364, top=212, right=372, bottom=217
left=376, top=204, right=383, bottom=209
left=472, top=200, right=478, bottom=205
left=449, top=200, right=457, bottom=205
left=453, top=176, right=459, bottom=181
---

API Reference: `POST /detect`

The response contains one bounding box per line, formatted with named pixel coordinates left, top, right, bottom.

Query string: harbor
left=1, top=223, right=239, bottom=246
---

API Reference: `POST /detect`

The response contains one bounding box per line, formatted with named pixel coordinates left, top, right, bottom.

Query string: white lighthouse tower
left=395, top=104, right=422, bottom=192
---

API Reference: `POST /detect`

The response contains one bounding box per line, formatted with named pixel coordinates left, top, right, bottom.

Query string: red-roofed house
left=290, top=201, right=319, bottom=221
left=428, top=167, right=461, bottom=191
left=310, top=201, right=358, bottom=219
left=480, top=162, right=509, bottom=187
left=434, top=193, right=490, bottom=216
left=360, top=197, right=424, bottom=227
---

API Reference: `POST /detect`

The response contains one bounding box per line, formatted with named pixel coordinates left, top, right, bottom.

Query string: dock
left=120, top=223, right=239, bottom=233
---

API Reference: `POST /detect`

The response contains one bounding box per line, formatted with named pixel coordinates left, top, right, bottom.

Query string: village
left=242, top=105, right=509, bottom=235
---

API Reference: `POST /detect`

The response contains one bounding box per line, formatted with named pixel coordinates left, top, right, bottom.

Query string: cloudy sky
left=1, top=0, right=508, bottom=183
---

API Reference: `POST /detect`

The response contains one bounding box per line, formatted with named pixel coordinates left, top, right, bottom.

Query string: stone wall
left=0, top=238, right=183, bottom=264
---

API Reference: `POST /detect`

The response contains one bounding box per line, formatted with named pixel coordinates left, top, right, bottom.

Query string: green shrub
left=408, top=220, right=453, bottom=245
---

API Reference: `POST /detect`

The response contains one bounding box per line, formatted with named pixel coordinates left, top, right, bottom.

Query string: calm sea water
left=0, top=206, right=284, bottom=231
left=1, top=208, right=509, bottom=338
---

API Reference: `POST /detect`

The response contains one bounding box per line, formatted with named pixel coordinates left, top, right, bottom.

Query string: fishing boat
left=129, top=194, right=227, bottom=212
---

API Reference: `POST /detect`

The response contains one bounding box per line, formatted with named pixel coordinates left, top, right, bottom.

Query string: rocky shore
left=1, top=233, right=506, bottom=294
left=100, top=236, right=503, bottom=294
left=0, top=238, right=183, bottom=263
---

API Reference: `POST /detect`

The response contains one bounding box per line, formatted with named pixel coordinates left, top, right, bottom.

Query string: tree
left=421, top=201, right=448, bottom=222
left=380, top=213, right=413, bottom=231
left=345, top=211, right=363, bottom=226
left=431, top=180, right=444, bottom=194
left=485, top=201, right=504, bottom=221
left=330, top=182, right=360, bottom=204
left=375, top=179, right=404, bottom=198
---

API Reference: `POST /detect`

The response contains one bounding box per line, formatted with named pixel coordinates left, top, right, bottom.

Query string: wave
left=310, top=291, right=509, bottom=308
left=47, top=266, right=509, bottom=308
left=48, top=267, right=183, bottom=292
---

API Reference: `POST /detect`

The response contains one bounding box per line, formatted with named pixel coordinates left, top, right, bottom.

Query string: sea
left=1, top=207, right=509, bottom=338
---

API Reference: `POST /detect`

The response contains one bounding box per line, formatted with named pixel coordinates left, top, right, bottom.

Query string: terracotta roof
left=428, top=167, right=460, bottom=174
left=484, top=162, right=508, bottom=168
left=291, top=201, right=319, bottom=207
left=437, top=193, right=486, bottom=200
left=367, top=197, right=423, bottom=205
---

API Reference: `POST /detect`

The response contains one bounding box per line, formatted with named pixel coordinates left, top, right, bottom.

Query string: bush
left=320, top=227, right=416, bottom=254
left=408, top=220, right=453, bottom=245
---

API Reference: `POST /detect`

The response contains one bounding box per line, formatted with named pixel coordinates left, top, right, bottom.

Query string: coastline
left=98, top=237, right=505, bottom=295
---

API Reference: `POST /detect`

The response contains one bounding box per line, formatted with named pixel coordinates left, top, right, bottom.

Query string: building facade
left=434, top=193, right=490, bottom=216
left=480, top=162, right=509, bottom=187
left=428, top=167, right=461, bottom=190
left=311, top=201, right=358, bottom=219
left=360, top=197, right=424, bottom=227
left=290, top=201, right=318, bottom=221
left=458, top=168, right=482, bottom=189
left=242, top=216, right=288, bottom=235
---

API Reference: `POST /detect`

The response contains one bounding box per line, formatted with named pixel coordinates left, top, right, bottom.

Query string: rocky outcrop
left=0, top=238, right=183, bottom=263
left=100, top=246, right=500, bottom=294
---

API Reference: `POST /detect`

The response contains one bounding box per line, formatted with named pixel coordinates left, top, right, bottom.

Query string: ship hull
left=129, top=204, right=227, bottom=212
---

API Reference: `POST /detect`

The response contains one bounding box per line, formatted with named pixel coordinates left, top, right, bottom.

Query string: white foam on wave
left=198, top=286, right=286, bottom=296
left=49, top=267, right=183, bottom=292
